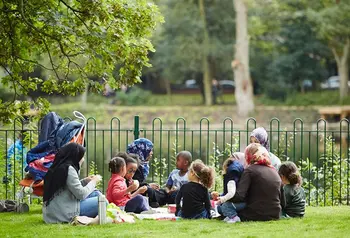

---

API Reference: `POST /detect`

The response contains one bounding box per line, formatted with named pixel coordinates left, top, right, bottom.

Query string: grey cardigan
left=43, top=166, right=96, bottom=223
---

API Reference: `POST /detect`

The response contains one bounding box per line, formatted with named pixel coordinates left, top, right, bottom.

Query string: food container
left=167, top=204, right=176, bottom=214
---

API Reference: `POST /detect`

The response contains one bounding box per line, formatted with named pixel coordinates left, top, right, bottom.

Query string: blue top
left=166, top=169, right=189, bottom=189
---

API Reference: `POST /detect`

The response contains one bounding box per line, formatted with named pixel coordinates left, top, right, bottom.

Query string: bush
left=116, top=87, right=152, bottom=106
left=300, top=136, right=350, bottom=206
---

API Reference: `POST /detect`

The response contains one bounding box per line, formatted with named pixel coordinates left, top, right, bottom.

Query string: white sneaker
left=226, top=216, right=241, bottom=223
left=223, top=217, right=230, bottom=222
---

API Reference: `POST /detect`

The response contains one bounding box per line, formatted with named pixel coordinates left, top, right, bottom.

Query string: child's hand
left=137, top=186, right=148, bottom=194
left=216, top=198, right=222, bottom=205
left=169, top=186, right=177, bottom=194
left=133, top=180, right=140, bottom=188
left=128, top=182, right=139, bottom=192
left=211, top=191, right=219, bottom=201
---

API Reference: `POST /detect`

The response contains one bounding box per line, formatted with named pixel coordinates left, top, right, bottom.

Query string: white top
left=218, top=180, right=236, bottom=203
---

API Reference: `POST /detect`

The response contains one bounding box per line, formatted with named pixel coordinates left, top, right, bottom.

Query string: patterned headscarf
left=245, top=143, right=273, bottom=168
left=250, top=127, right=270, bottom=151
left=127, top=138, right=153, bottom=179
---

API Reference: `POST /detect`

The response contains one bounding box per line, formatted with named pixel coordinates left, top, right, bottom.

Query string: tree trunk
left=199, top=0, right=212, bottom=106
left=332, top=39, right=350, bottom=101
left=81, top=85, right=88, bottom=109
left=232, top=0, right=254, bottom=116
left=164, top=76, right=172, bottom=104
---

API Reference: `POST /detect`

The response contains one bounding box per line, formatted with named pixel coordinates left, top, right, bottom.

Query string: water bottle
left=98, top=194, right=107, bottom=225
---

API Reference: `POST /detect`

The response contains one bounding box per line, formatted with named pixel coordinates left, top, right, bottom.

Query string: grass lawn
left=1, top=206, right=349, bottom=238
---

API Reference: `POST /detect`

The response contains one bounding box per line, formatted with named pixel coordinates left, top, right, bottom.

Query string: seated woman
left=231, top=143, right=282, bottom=221
left=43, top=142, right=102, bottom=223
left=250, top=127, right=281, bottom=169
left=127, top=138, right=163, bottom=207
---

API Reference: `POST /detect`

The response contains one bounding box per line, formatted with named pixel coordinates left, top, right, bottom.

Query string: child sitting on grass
left=106, top=157, right=149, bottom=213
left=164, top=151, right=192, bottom=204
left=175, top=159, right=215, bottom=219
left=212, top=156, right=245, bottom=223
left=278, top=161, right=306, bottom=218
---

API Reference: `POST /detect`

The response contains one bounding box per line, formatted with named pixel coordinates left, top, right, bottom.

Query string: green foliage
left=262, top=1, right=330, bottom=99
left=116, top=87, right=152, bottom=106
left=88, top=161, right=102, bottom=191
left=150, top=0, right=235, bottom=83
left=301, top=136, right=350, bottom=206
left=307, top=1, right=350, bottom=52
left=272, top=130, right=294, bottom=161
left=151, top=157, right=168, bottom=186
left=209, top=139, right=239, bottom=192
left=0, top=0, right=163, bottom=123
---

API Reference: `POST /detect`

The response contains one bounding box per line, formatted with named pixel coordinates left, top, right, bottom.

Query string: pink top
left=106, top=174, right=131, bottom=206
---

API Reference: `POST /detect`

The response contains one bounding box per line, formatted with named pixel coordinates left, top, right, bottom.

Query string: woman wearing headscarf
left=250, top=127, right=281, bottom=169
left=230, top=143, right=282, bottom=221
left=43, top=142, right=102, bottom=223
left=127, top=138, right=163, bottom=207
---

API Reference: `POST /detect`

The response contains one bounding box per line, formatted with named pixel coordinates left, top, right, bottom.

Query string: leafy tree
left=308, top=0, right=350, bottom=100
left=150, top=0, right=235, bottom=104
left=0, top=0, right=162, bottom=123
left=263, top=1, right=330, bottom=99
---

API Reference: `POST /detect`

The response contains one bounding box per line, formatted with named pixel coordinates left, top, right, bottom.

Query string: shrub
left=116, top=87, right=152, bottom=106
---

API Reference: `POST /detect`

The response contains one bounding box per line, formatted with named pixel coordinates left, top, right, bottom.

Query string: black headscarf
left=43, top=142, right=86, bottom=205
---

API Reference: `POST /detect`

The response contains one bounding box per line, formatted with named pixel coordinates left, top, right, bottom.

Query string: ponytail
left=191, top=159, right=215, bottom=189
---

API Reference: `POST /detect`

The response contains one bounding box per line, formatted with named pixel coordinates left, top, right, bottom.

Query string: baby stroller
left=18, top=111, right=86, bottom=204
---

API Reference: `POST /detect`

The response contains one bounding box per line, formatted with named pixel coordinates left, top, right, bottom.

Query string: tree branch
left=59, top=0, right=92, bottom=33
left=0, top=63, right=18, bottom=103
left=43, top=40, right=61, bottom=80
left=331, top=47, right=341, bottom=65
left=59, top=0, right=86, bottom=14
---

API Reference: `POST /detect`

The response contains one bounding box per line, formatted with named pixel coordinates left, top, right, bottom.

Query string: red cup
left=168, top=204, right=176, bottom=214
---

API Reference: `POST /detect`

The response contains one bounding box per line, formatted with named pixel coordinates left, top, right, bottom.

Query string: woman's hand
left=91, top=175, right=102, bottom=185
left=211, top=191, right=219, bottom=201
left=149, top=183, right=160, bottom=190
left=137, top=185, right=148, bottom=194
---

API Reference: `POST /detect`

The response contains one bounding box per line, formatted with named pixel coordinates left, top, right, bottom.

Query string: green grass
left=1, top=206, right=350, bottom=237
left=259, top=90, right=350, bottom=106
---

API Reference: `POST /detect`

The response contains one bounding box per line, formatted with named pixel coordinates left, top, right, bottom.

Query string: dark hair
left=190, top=159, right=215, bottom=188
left=127, top=153, right=141, bottom=165
left=115, top=152, right=129, bottom=160
left=278, top=161, right=302, bottom=186
left=176, top=151, right=192, bottom=165
left=115, top=152, right=140, bottom=166
left=125, top=157, right=138, bottom=166
left=109, top=157, right=126, bottom=174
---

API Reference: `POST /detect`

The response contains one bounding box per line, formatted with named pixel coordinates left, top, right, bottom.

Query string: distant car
left=184, top=79, right=198, bottom=89
left=219, top=80, right=235, bottom=89
left=184, top=79, right=235, bottom=89
left=320, top=76, right=350, bottom=89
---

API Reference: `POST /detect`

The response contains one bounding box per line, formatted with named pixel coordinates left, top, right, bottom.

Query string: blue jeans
left=178, top=209, right=209, bottom=219
left=80, top=190, right=104, bottom=217
left=217, top=202, right=246, bottom=218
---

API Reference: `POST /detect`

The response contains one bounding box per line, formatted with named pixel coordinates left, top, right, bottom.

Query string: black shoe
left=150, top=202, right=160, bottom=208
